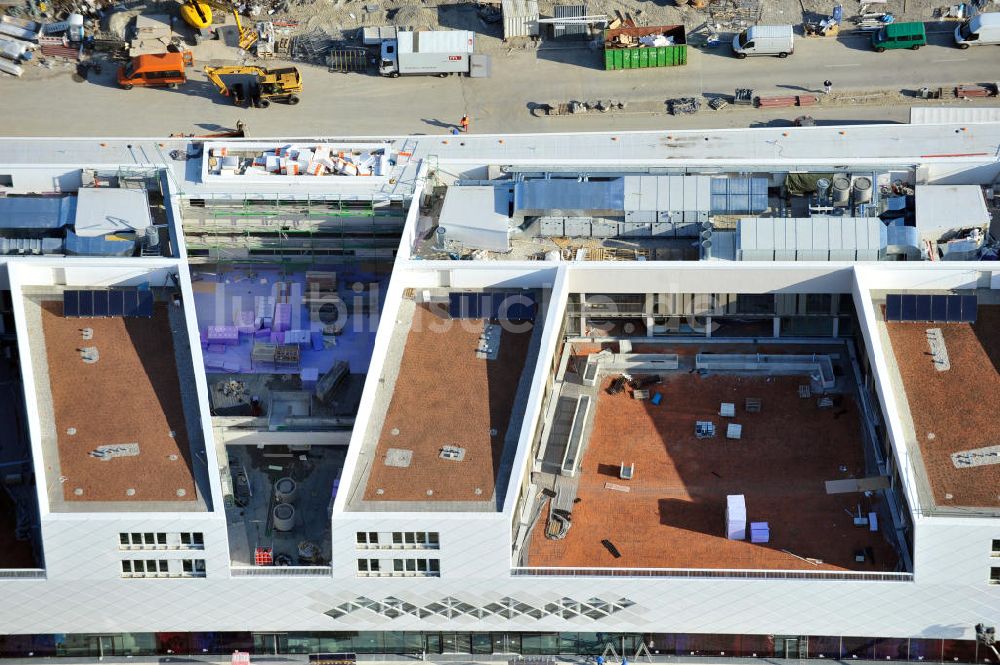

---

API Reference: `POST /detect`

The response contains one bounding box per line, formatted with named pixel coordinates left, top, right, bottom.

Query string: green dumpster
left=604, top=25, right=688, bottom=70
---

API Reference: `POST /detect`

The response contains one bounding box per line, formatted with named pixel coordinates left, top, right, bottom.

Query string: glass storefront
left=0, top=632, right=991, bottom=662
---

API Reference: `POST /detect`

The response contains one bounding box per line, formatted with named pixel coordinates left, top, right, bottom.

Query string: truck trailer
left=379, top=30, right=489, bottom=77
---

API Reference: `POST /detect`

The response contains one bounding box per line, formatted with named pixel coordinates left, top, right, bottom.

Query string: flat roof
left=35, top=294, right=202, bottom=506
left=527, top=360, right=900, bottom=572
left=359, top=300, right=537, bottom=506
left=884, top=302, right=1000, bottom=511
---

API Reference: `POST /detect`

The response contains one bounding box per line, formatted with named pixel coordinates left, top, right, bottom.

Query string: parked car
left=732, top=25, right=794, bottom=58
left=871, top=21, right=926, bottom=52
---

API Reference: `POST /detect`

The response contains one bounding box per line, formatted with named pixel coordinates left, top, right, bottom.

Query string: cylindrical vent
left=701, top=239, right=713, bottom=260
left=701, top=229, right=712, bottom=241
left=816, top=178, right=831, bottom=199
left=831, top=176, right=851, bottom=207
left=274, top=476, right=297, bottom=503
left=852, top=176, right=873, bottom=204
left=435, top=227, right=447, bottom=250
left=272, top=502, right=295, bottom=532
left=145, top=226, right=160, bottom=247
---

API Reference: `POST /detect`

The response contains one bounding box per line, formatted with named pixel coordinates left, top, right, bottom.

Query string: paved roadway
left=0, top=25, right=997, bottom=136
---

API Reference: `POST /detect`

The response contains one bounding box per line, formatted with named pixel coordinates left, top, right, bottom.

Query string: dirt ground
left=39, top=301, right=197, bottom=503
left=886, top=305, right=1000, bottom=509
left=527, top=372, right=900, bottom=571
left=364, top=304, right=534, bottom=502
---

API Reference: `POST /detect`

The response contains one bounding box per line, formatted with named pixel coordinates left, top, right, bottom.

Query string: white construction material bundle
left=0, top=58, right=23, bottom=76
left=0, top=37, right=28, bottom=60
left=750, top=521, right=770, bottom=543
left=726, top=494, right=747, bottom=540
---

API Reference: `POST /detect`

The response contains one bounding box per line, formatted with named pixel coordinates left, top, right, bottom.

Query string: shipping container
left=604, top=25, right=687, bottom=70
left=502, top=0, right=539, bottom=39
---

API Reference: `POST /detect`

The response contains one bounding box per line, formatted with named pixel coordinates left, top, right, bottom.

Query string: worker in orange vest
left=459, top=115, right=470, bottom=133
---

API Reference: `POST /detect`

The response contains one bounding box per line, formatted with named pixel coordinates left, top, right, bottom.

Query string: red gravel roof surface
left=364, top=304, right=533, bottom=503
left=885, top=304, right=1000, bottom=509
left=40, top=301, right=197, bottom=503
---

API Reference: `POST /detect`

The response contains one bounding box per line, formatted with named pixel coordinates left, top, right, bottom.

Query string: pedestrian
left=449, top=127, right=460, bottom=135
left=459, top=114, right=470, bottom=133
left=596, top=656, right=605, bottom=665
left=823, top=80, right=832, bottom=95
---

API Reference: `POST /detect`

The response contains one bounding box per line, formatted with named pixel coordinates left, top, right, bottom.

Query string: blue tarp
left=0, top=196, right=76, bottom=231
left=63, top=230, right=135, bottom=257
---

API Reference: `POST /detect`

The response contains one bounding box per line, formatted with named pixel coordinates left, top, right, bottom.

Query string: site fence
left=512, top=567, right=914, bottom=581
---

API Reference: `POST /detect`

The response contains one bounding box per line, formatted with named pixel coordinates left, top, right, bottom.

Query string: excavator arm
left=203, top=65, right=265, bottom=96
left=180, top=0, right=257, bottom=49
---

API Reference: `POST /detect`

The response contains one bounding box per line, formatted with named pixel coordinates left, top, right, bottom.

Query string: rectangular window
left=992, top=539, right=1000, bottom=556
left=194, top=532, right=204, bottom=546
left=133, top=561, right=145, bottom=573
left=394, top=559, right=404, bottom=572
left=356, top=532, right=366, bottom=545
left=416, top=559, right=427, bottom=572
left=392, top=532, right=403, bottom=544
left=121, top=561, right=132, bottom=574
left=357, top=559, right=368, bottom=572
left=157, top=533, right=167, bottom=545
left=736, top=294, right=775, bottom=315
left=182, top=560, right=193, bottom=573
left=429, top=559, right=440, bottom=574
left=991, top=567, right=1000, bottom=584
left=119, top=533, right=130, bottom=546
left=404, top=532, right=415, bottom=544
left=428, top=532, right=440, bottom=546
left=131, top=533, right=142, bottom=545
left=369, top=559, right=380, bottom=572
left=194, top=560, right=205, bottom=574
left=143, top=533, right=155, bottom=545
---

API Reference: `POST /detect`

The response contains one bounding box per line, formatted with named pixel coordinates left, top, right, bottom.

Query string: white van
left=954, top=12, right=1000, bottom=48
left=732, top=25, right=794, bottom=58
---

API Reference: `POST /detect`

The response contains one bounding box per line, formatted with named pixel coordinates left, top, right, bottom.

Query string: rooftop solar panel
left=124, top=290, right=140, bottom=317
left=931, top=295, right=948, bottom=322
left=960, top=295, right=978, bottom=323
left=63, top=290, right=80, bottom=318
left=885, top=294, right=901, bottom=321
left=92, top=290, right=109, bottom=318
left=901, top=294, right=917, bottom=321
left=915, top=294, right=932, bottom=322
left=78, top=290, right=94, bottom=317
left=137, top=290, right=154, bottom=318
left=946, top=294, right=962, bottom=323
left=108, top=289, right=125, bottom=317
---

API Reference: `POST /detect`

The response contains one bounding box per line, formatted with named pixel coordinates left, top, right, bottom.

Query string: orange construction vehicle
left=117, top=51, right=193, bottom=90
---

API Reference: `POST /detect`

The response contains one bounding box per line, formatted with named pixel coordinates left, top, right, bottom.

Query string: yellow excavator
left=204, top=65, right=303, bottom=108
left=179, top=0, right=258, bottom=51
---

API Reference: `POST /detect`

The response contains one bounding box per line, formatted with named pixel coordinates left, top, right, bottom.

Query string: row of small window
left=119, top=532, right=205, bottom=550
left=121, top=559, right=206, bottom=578
left=356, top=532, right=439, bottom=549
left=356, top=558, right=440, bottom=577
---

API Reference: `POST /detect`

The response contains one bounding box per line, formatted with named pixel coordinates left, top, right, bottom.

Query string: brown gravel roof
left=886, top=304, right=1000, bottom=509
left=40, top=301, right=197, bottom=503
left=364, top=304, right=533, bottom=503
left=527, top=373, right=900, bottom=571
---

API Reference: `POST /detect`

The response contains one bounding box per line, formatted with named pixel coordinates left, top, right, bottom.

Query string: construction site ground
left=2, top=7, right=1000, bottom=136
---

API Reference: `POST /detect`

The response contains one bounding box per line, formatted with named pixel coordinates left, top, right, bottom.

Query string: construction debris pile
left=207, top=144, right=392, bottom=177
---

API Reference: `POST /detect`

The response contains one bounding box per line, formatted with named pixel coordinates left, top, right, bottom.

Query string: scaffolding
left=180, top=194, right=406, bottom=267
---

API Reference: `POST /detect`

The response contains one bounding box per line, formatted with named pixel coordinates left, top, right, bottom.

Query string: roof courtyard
left=348, top=289, right=544, bottom=510
left=24, top=287, right=210, bottom=511
left=525, top=342, right=903, bottom=572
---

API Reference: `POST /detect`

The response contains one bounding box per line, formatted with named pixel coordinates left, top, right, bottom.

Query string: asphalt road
left=0, top=24, right=997, bottom=137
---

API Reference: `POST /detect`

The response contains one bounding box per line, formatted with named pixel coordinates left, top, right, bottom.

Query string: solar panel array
left=63, top=290, right=154, bottom=318
left=884, top=294, right=977, bottom=324
left=448, top=292, right=537, bottom=322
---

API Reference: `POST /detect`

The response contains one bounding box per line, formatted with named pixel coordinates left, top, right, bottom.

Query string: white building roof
left=914, top=184, right=991, bottom=239
left=73, top=187, right=152, bottom=237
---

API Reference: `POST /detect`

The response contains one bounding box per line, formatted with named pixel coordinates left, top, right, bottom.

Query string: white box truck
left=954, top=12, right=1000, bottom=48
left=379, top=30, right=489, bottom=77
left=732, top=24, right=794, bottom=58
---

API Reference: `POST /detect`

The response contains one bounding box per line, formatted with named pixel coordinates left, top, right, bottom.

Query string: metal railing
left=230, top=566, right=332, bottom=577
left=0, top=569, right=47, bottom=579
left=511, top=567, right=913, bottom=582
